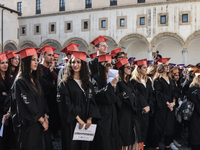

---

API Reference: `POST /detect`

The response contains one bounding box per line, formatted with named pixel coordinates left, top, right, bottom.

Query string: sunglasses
left=105, top=63, right=112, bottom=67
left=124, top=66, right=131, bottom=69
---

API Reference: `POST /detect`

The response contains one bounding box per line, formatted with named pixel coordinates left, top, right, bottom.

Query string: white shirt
left=141, top=79, right=146, bottom=88
left=74, top=79, right=84, bottom=92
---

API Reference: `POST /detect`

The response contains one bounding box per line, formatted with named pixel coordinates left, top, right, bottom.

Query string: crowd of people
left=0, top=35, right=200, bottom=150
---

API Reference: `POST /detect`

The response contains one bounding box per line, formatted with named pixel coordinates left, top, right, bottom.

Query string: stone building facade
left=0, top=0, right=200, bottom=64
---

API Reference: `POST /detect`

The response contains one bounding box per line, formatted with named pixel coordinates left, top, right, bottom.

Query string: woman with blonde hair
left=130, top=59, right=153, bottom=150
left=153, top=58, right=176, bottom=150
left=187, top=70, right=200, bottom=150
left=147, top=65, right=157, bottom=83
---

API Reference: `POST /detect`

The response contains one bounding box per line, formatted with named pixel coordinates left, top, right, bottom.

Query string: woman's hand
left=76, top=116, right=85, bottom=129
left=2, top=92, right=7, bottom=96
left=142, top=106, right=150, bottom=114
left=2, top=113, right=11, bottom=124
left=42, top=120, right=49, bottom=131
left=85, top=118, right=92, bottom=129
left=111, top=74, right=119, bottom=86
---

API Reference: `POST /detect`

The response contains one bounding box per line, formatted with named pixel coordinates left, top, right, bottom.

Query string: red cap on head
left=111, top=48, right=121, bottom=58
left=54, top=53, right=60, bottom=58
left=15, top=47, right=38, bottom=59
left=170, top=68, right=179, bottom=75
left=90, top=36, right=108, bottom=46
left=89, top=52, right=97, bottom=59
left=60, top=43, right=79, bottom=54
left=6, top=50, right=18, bottom=59
left=156, top=58, right=170, bottom=65
left=0, top=53, right=7, bottom=61
left=71, top=51, right=89, bottom=61
left=4, top=50, right=12, bottom=55
left=114, top=57, right=129, bottom=69
left=38, top=45, right=56, bottom=54
left=134, top=59, right=147, bottom=66
left=98, top=54, right=112, bottom=62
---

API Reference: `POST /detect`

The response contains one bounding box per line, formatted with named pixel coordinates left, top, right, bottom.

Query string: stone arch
left=19, top=41, right=38, bottom=49
left=103, top=36, right=117, bottom=46
left=150, top=32, right=184, bottom=50
left=184, top=31, right=200, bottom=49
left=3, top=40, right=18, bottom=51
left=63, top=37, right=88, bottom=48
left=118, top=33, right=149, bottom=48
left=39, top=39, right=62, bottom=49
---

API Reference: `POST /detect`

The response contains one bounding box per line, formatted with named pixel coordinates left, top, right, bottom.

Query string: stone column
left=147, top=50, right=153, bottom=60
left=182, top=49, right=188, bottom=65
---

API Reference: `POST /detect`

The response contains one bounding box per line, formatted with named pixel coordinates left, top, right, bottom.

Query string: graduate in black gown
left=89, top=36, right=108, bottom=79
left=58, top=51, right=100, bottom=150
left=187, top=71, right=200, bottom=150
left=53, top=53, right=60, bottom=74
left=0, top=53, right=12, bottom=150
left=130, top=59, right=152, bottom=150
left=92, top=54, right=120, bottom=150
left=115, top=57, right=140, bottom=149
left=11, top=47, right=52, bottom=150
left=153, top=58, right=176, bottom=150
left=111, top=48, right=124, bottom=70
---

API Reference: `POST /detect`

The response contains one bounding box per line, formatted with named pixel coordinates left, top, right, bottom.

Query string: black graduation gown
left=187, top=86, right=200, bottom=145
left=11, top=77, right=46, bottom=150
left=58, top=79, right=101, bottom=150
left=153, top=77, right=175, bottom=136
left=116, top=79, right=139, bottom=146
left=54, top=67, right=60, bottom=75
left=131, top=78, right=154, bottom=143
left=92, top=74, right=120, bottom=150
left=89, top=57, right=98, bottom=79
left=39, top=64, right=61, bottom=133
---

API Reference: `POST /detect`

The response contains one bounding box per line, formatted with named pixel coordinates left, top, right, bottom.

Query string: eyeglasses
left=100, top=45, right=108, bottom=48
left=105, top=63, right=112, bottom=67
left=124, top=66, right=131, bottom=69
left=164, top=65, right=169, bottom=68
left=117, top=56, right=124, bottom=59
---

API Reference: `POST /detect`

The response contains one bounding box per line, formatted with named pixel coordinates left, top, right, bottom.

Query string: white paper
left=0, top=118, right=4, bottom=137
left=107, top=69, right=118, bottom=85
left=72, top=123, right=97, bottom=141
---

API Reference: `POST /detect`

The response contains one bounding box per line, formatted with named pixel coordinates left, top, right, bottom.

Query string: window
left=67, top=23, right=71, bottom=30
left=110, top=0, right=117, bottom=6
left=36, top=0, right=41, bottom=14
left=36, top=26, right=40, bottom=33
left=22, top=27, right=25, bottom=34
left=65, top=21, right=73, bottom=33
left=99, top=18, right=108, bottom=30
left=81, top=19, right=90, bottom=31
left=101, top=20, right=106, bottom=28
left=182, top=14, right=188, bottom=23
left=84, top=22, right=88, bottom=29
left=34, top=24, right=41, bottom=35
left=160, top=15, right=166, bottom=24
left=138, top=0, right=145, bottom=3
left=49, top=22, right=56, bottom=34
left=120, top=19, right=125, bottom=27
left=20, top=25, right=26, bottom=36
left=17, top=2, right=22, bottom=14
left=51, top=24, right=55, bottom=32
left=117, top=16, right=127, bottom=29
left=140, top=17, right=145, bottom=25
left=86, top=0, right=92, bottom=8
left=60, top=0, right=65, bottom=11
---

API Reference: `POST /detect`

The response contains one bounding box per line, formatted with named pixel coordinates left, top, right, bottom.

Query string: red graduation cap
left=0, top=53, right=7, bottom=61
left=134, top=59, right=147, bottom=66
left=71, top=51, right=89, bottom=61
left=170, top=68, right=179, bottom=75
left=6, top=50, right=18, bottom=59
left=89, top=52, right=97, bottom=59
left=15, top=47, right=38, bottom=59
left=90, top=36, right=108, bottom=46
left=192, top=69, right=200, bottom=77
left=4, top=50, right=12, bottom=55
left=60, top=43, right=79, bottom=54
left=111, top=48, right=121, bottom=58
left=156, top=58, right=170, bottom=65
left=38, top=45, right=56, bottom=54
left=54, top=53, right=60, bottom=58
left=98, top=54, right=112, bottom=62
left=114, top=57, right=129, bottom=69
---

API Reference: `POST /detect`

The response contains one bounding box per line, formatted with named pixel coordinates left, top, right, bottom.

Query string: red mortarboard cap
left=170, top=68, right=179, bottom=75
left=192, top=69, right=200, bottom=77
left=90, top=36, right=108, bottom=46
left=98, top=54, right=112, bottom=62
left=134, top=59, right=147, bottom=66
left=15, top=47, right=38, bottom=59
left=156, top=58, right=170, bottom=65
left=54, top=53, right=60, bottom=58
left=4, top=50, right=12, bottom=55
left=71, top=51, right=89, bottom=61
left=38, top=45, right=56, bottom=54
left=188, top=66, right=199, bottom=71
left=111, top=48, right=121, bottom=58
left=89, top=52, right=97, bottom=59
left=6, top=50, right=18, bottom=59
left=0, top=53, right=7, bottom=61
left=114, top=57, right=129, bottom=69
left=60, top=43, right=79, bottom=53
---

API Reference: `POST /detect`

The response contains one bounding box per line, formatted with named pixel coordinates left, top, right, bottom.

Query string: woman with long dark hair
left=115, top=57, right=141, bottom=149
left=130, top=59, right=153, bottom=150
left=11, top=47, right=51, bottom=150
left=58, top=51, right=100, bottom=150
left=153, top=58, right=176, bottom=150
left=0, top=53, right=12, bottom=150
left=6, top=50, right=20, bottom=81
left=92, top=54, right=120, bottom=150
